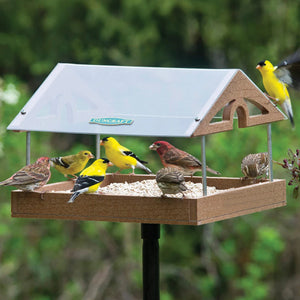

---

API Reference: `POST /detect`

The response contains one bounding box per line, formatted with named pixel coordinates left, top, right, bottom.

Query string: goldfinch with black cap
left=256, top=49, right=300, bottom=128
left=68, top=158, right=112, bottom=203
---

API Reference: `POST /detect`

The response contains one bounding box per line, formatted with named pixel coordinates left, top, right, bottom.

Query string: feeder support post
left=201, top=135, right=207, bottom=196
left=141, top=223, right=160, bottom=300
left=96, top=134, right=101, bottom=159
left=26, top=131, right=31, bottom=165
left=267, top=123, right=273, bottom=182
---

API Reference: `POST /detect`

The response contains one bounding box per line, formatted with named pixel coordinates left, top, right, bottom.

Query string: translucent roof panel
left=8, top=63, right=241, bottom=137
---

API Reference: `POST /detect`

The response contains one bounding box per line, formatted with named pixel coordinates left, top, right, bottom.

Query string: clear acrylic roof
left=8, top=63, right=249, bottom=137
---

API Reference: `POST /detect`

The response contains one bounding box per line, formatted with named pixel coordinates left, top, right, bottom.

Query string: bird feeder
left=7, top=64, right=287, bottom=300
left=8, top=63, right=286, bottom=225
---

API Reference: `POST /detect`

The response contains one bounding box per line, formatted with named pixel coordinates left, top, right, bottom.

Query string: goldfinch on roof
left=256, top=49, right=300, bottom=128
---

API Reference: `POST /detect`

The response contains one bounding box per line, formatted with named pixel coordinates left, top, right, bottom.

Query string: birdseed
left=99, top=179, right=225, bottom=198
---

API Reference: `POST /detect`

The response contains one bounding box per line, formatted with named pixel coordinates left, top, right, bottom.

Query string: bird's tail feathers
left=136, top=161, right=152, bottom=174
left=0, top=179, right=12, bottom=186
left=206, top=167, right=221, bottom=175
left=68, top=191, right=81, bottom=203
left=281, top=100, right=295, bottom=128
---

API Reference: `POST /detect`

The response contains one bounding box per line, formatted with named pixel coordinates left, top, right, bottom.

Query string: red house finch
left=0, top=157, right=51, bottom=191
left=149, top=141, right=220, bottom=176
left=156, top=167, right=188, bottom=197
left=241, top=152, right=269, bottom=179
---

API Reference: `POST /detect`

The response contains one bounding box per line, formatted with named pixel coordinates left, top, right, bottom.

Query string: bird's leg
left=113, top=169, right=121, bottom=176
left=129, top=167, right=135, bottom=176
left=37, top=190, right=47, bottom=200
left=265, top=93, right=280, bottom=104
left=65, top=174, right=77, bottom=180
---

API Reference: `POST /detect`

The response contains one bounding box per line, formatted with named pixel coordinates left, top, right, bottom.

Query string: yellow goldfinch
left=68, top=158, right=112, bottom=203
left=50, top=150, right=94, bottom=178
left=256, top=49, right=300, bottom=128
left=100, top=137, right=152, bottom=174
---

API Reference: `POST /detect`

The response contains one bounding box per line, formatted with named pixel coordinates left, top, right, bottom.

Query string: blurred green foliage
left=0, top=0, right=300, bottom=299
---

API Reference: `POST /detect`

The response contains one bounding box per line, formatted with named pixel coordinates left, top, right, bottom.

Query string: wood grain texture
left=192, top=70, right=286, bottom=136
left=10, top=174, right=286, bottom=225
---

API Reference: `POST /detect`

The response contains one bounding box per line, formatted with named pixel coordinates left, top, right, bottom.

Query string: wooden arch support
left=192, top=70, right=286, bottom=136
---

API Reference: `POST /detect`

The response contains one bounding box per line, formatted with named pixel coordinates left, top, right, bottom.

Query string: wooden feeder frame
left=7, top=64, right=287, bottom=300
left=11, top=174, right=286, bottom=226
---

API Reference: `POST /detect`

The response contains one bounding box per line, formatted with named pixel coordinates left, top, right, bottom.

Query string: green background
left=0, top=0, right=299, bottom=299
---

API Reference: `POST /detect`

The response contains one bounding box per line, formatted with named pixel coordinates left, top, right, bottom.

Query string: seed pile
left=99, top=179, right=224, bottom=198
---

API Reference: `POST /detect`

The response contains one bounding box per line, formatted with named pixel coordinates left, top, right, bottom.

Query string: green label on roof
left=89, top=118, right=134, bottom=126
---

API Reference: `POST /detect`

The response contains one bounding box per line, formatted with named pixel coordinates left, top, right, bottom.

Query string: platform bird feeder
left=8, top=64, right=286, bottom=225
left=7, top=64, right=287, bottom=300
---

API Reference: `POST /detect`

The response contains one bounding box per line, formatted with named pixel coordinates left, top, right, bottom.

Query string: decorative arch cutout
left=192, top=70, right=286, bottom=136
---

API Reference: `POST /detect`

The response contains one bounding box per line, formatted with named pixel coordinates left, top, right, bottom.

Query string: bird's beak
left=89, top=153, right=95, bottom=159
left=256, top=65, right=261, bottom=69
left=149, top=143, right=159, bottom=150
left=100, top=140, right=104, bottom=146
left=107, top=162, right=113, bottom=167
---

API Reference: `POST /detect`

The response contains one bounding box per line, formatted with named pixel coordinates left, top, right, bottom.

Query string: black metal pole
left=141, top=223, right=160, bottom=300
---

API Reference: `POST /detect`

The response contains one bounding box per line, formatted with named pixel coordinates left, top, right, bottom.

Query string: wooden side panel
left=11, top=175, right=286, bottom=226
left=194, top=180, right=286, bottom=225
left=11, top=192, right=196, bottom=225
left=192, top=70, right=286, bottom=136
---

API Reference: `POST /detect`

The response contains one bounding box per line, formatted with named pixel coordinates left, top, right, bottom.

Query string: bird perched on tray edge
left=156, top=167, right=188, bottom=198
left=256, top=49, right=300, bottom=128
left=50, top=150, right=94, bottom=179
left=149, top=141, right=221, bottom=176
left=68, top=158, right=113, bottom=203
left=0, top=157, right=51, bottom=191
left=100, top=137, right=152, bottom=174
left=241, top=152, right=269, bottom=180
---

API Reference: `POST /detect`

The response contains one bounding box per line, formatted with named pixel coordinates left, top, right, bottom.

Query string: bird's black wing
left=71, top=175, right=104, bottom=192
left=122, top=150, right=148, bottom=164
left=275, top=49, right=300, bottom=90
left=51, top=157, right=70, bottom=168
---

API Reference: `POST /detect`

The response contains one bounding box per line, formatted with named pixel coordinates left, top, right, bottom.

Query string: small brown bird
left=241, top=152, right=269, bottom=179
left=156, top=167, right=188, bottom=197
left=0, top=157, right=51, bottom=191
left=149, top=141, right=220, bottom=176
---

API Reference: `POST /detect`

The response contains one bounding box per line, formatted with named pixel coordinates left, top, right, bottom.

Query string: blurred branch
left=82, top=261, right=113, bottom=300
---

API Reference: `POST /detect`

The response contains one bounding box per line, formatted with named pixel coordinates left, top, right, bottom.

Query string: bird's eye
left=156, top=143, right=161, bottom=147
left=84, top=152, right=89, bottom=155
